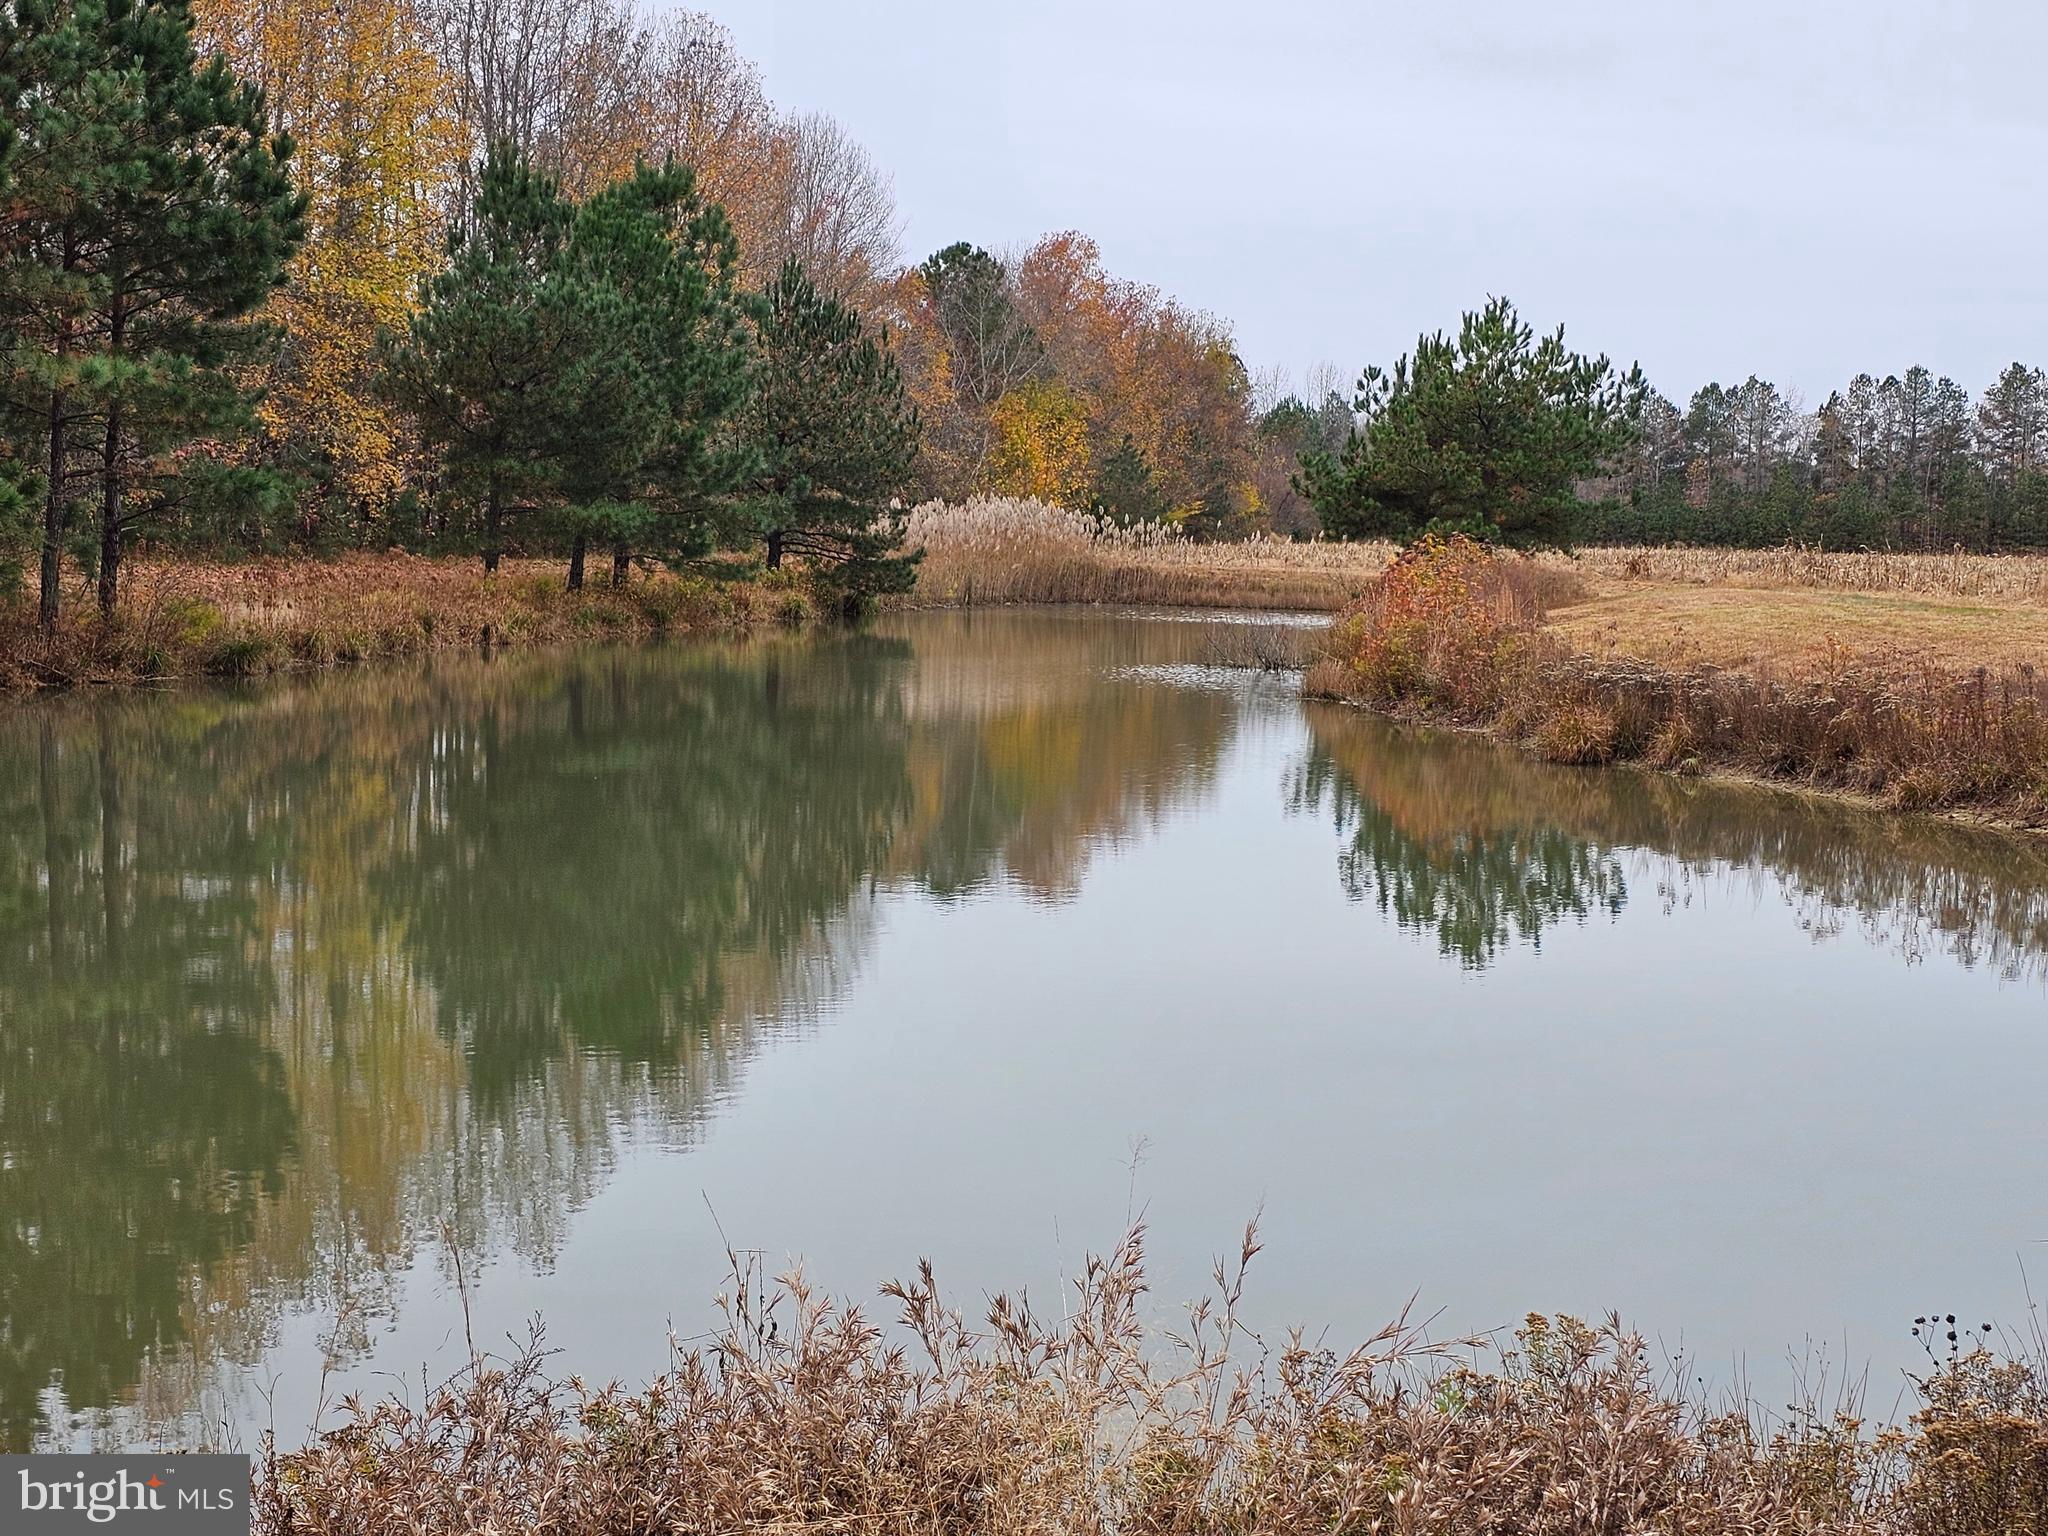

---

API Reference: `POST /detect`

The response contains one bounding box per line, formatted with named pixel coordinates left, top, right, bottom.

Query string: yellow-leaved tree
left=198, top=0, right=458, bottom=535
left=988, top=381, right=1092, bottom=506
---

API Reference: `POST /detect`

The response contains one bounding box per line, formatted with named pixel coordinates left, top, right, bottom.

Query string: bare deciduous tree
left=756, top=111, right=900, bottom=308
left=426, top=0, right=650, bottom=209
left=640, top=12, right=780, bottom=274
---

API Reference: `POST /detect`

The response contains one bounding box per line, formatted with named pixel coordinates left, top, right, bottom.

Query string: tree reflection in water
left=4, top=614, right=2045, bottom=1447
left=1296, top=700, right=2048, bottom=980
left=0, top=612, right=1236, bottom=1446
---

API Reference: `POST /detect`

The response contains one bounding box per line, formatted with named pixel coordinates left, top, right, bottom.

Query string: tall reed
left=1573, top=544, right=2048, bottom=603
left=900, top=497, right=1392, bottom=611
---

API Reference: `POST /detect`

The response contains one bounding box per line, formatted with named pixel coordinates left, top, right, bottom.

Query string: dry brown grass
left=1542, top=545, right=2048, bottom=680
left=0, top=554, right=810, bottom=690
left=1572, top=544, right=2048, bottom=603
left=1312, top=538, right=2048, bottom=825
left=1550, top=584, right=2048, bottom=673
left=251, top=1227, right=2047, bottom=1536
left=905, top=499, right=2048, bottom=614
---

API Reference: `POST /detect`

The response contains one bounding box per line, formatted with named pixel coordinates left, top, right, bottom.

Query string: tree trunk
left=98, top=402, right=123, bottom=621
left=40, top=385, right=67, bottom=633
left=97, top=503, right=120, bottom=619
left=98, top=277, right=125, bottom=621
left=610, top=544, right=629, bottom=587
left=483, top=482, right=502, bottom=573
left=567, top=532, right=586, bottom=592
left=38, top=229, right=76, bottom=635
left=766, top=529, right=783, bottom=569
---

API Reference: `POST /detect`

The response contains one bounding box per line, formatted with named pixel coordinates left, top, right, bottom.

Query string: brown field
left=906, top=499, right=2048, bottom=679
left=1570, top=543, right=2048, bottom=602
left=1549, top=581, right=2048, bottom=672
left=1556, top=546, right=2048, bottom=674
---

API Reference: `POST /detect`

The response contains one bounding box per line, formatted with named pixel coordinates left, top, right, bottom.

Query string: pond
left=4, top=607, right=2045, bottom=1450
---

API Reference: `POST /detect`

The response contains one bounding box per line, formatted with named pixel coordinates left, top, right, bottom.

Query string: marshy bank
left=901, top=501, right=2048, bottom=830
left=1306, top=536, right=2048, bottom=830
left=0, top=554, right=816, bottom=690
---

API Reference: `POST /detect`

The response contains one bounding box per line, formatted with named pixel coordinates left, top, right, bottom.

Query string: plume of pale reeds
left=898, top=497, right=1393, bottom=612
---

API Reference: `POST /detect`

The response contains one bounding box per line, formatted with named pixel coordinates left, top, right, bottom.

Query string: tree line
left=0, top=0, right=1283, bottom=632
left=0, top=0, right=951, bottom=631
left=1589, top=363, right=2048, bottom=550
left=380, top=148, right=920, bottom=608
left=1297, top=301, right=2048, bottom=553
left=890, top=234, right=1265, bottom=538
left=5, top=0, right=2040, bottom=634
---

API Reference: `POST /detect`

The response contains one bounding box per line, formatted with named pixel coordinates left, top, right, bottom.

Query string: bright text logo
left=1, top=1457, right=249, bottom=1535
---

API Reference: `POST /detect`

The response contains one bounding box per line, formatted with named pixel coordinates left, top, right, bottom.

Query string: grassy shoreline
left=10, top=522, right=2048, bottom=834
left=1301, top=537, right=2048, bottom=831
left=0, top=553, right=814, bottom=691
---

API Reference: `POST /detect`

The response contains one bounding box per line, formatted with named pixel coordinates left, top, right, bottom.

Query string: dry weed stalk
left=249, top=1225, right=2047, bottom=1535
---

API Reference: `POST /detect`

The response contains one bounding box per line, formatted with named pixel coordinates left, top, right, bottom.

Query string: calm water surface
left=3, top=608, right=2045, bottom=1449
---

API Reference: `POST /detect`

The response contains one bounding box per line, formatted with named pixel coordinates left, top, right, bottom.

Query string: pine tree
left=1727, top=376, right=1790, bottom=495
left=0, top=0, right=302, bottom=624
left=1927, top=376, right=1973, bottom=493
left=1812, top=393, right=1855, bottom=493
left=1682, top=383, right=1736, bottom=490
left=1299, top=297, right=1644, bottom=549
left=1887, top=365, right=1937, bottom=496
left=1976, top=362, right=2046, bottom=488
left=378, top=144, right=577, bottom=573
left=553, top=159, right=755, bottom=590
left=0, top=6, right=32, bottom=596
left=82, top=0, right=305, bottom=616
left=1842, top=374, right=1881, bottom=474
left=1, top=0, right=139, bottom=629
left=737, top=256, right=921, bottom=612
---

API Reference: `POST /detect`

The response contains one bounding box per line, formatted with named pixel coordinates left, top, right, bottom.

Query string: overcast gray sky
left=700, top=0, right=2046, bottom=408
